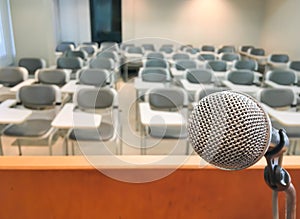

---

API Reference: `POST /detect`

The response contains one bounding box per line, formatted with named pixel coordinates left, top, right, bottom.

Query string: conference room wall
left=260, top=0, right=300, bottom=59
left=122, top=0, right=266, bottom=47
left=9, top=0, right=58, bottom=66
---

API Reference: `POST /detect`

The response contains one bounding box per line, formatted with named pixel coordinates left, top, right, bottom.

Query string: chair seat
left=69, top=122, right=114, bottom=141
left=3, top=119, right=52, bottom=137
left=149, top=126, right=188, bottom=139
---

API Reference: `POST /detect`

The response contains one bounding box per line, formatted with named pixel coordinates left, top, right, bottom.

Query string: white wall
left=10, top=0, right=57, bottom=65
left=260, top=0, right=300, bottom=59
left=122, top=0, right=266, bottom=47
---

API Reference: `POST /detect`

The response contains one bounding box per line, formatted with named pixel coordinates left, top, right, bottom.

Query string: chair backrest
left=55, top=42, right=75, bottom=52
left=74, top=87, right=117, bottom=110
left=18, top=58, right=46, bottom=75
left=201, top=45, right=215, bottom=52
left=78, top=45, right=96, bottom=56
left=220, top=53, right=240, bottom=62
left=233, top=60, right=258, bottom=71
left=120, top=43, right=134, bottom=51
left=57, top=57, right=84, bottom=70
left=258, top=88, right=294, bottom=108
left=36, top=69, right=69, bottom=86
left=82, top=41, right=99, bottom=48
left=143, top=59, right=169, bottom=68
left=142, top=44, right=156, bottom=52
left=249, top=48, right=265, bottom=56
left=172, top=53, right=190, bottom=61
left=207, top=60, right=227, bottom=72
left=77, top=69, right=110, bottom=87
left=18, top=84, right=58, bottom=109
left=100, top=41, right=119, bottom=52
left=226, top=70, right=254, bottom=85
left=146, top=52, right=165, bottom=60
left=175, top=60, right=197, bottom=70
left=289, top=61, right=300, bottom=72
left=184, top=47, right=200, bottom=55
left=266, top=70, right=296, bottom=85
left=126, top=46, right=144, bottom=55
left=146, top=87, right=188, bottom=109
left=0, top=67, right=28, bottom=87
left=239, top=45, right=254, bottom=53
left=159, top=47, right=174, bottom=54
left=185, top=69, right=213, bottom=84
left=269, top=54, right=289, bottom=63
left=97, top=51, right=119, bottom=62
left=195, top=87, right=229, bottom=102
left=217, top=47, right=235, bottom=54
left=197, top=53, right=217, bottom=61
left=140, top=68, right=171, bottom=82
left=64, top=50, right=88, bottom=60
left=89, top=58, right=115, bottom=70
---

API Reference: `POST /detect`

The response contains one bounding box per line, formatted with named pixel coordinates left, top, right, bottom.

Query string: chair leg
left=0, top=135, right=3, bottom=156
left=17, top=139, right=22, bottom=156
left=292, top=140, right=298, bottom=155
left=71, top=141, right=75, bottom=155
left=48, top=133, right=55, bottom=156
left=64, top=137, right=69, bottom=156
left=185, top=140, right=190, bottom=155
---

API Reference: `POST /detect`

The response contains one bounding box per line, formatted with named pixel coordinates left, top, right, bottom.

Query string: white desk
left=264, top=80, right=300, bottom=94
left=222, top=80, right=262, bottom=96
left=9, top=79, right=36, bottom=92
left=170, top=68, right=185, bottom=79
left=60, top=80, right=94, bottom=94
left=180, top=79, right=215, bottom=93
left=0, top=104, right=32, bottom=155
left=261, top=103, right=300, bottom=126
left=51, top=103, right=101, bottom=129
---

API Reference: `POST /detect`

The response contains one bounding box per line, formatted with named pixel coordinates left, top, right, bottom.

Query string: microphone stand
left=264, top=129, right=297, bottom=219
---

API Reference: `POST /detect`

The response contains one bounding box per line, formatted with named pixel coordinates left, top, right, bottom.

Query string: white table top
left=180, top=79, right=215, bottom=92
left=9, top=79, right=36, bottom=92
left=0, top=108, right=32, bottom=124
left=139, top=102, right=186, bottom=126
left=51, top=103, right=102, bottom=129
left=134, top=78, right=165, bottom=91
left=170, top=68, right=185, bottom=78
left=264, top=80, right=300, bottom=94
left=222, top=80, right=262, bottom=95
left=261, top=103, right=300, bottom=126
left=60, top=80, right=94, bottom=94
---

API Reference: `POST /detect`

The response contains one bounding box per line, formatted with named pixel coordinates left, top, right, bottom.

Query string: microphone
left=188, top=90, right=288, bottom=170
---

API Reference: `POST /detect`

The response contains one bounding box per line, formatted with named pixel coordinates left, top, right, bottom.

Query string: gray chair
left=123, top=46, right=144, bottom=81
left=201, top=45, right=215, bottom=52
left=1, top=84, right=61, bottom=155
left=55, top=42, right=75, bottom=53
left=143, top=59, right=169, bottom=69
left=219, top=53, right=241, bottom=62
left=67, top=87, right=122, bottom=155
left=0, top=67, right=28, bottom=87
left=206, top=60, right=227, bottom=72
left=265, top=70, right=297, bottom=86
left=99, top=41, right=119, bottom=52
left=226, top=70, right=255, bottom=85
left=159, top=47, right=174, bottom=54
left=64, top=50, right=88, bottom=61
left=96, top=51, right=119, bottom=63
left=140, top=87, right=189, bottom=155
left=78, top=45, right=97, bottom=57
left=18, top=58, right=46, bottom=76
left=267, top=54, right=289, bottom=70
left=36, top=69, right=70, bottom=87
left=0, top=67, right=29, bottom=102
left=249, top=48, right=265, bottom=56
left=288, top=61, right=300, bottom=85
left=139, top=68, right=172, bottom=82
left=175, top=60, right=197, bottom=71
left=89, top=57, right=115, bottom=70
left=56, top=57, right=84, bottom=73
left=120, top=43, right=135, bottom=51
left=184, top=47, right=200, bottom=55
left=257, top=88, right=300, bottom=154
left=239, top=45, right=254, bottom=54
left=172, top=53, right=190, bottom=61
left=185, top=69, right=213, bottom=84
left=142, top=44, right=156, bottom=52
left=197, top=53, right=217, bottom=61
left=217, top=47, right=235, bottom=54
left=77, top=69, right=111, bottom=87
left=232, top=60, right=258, bottom=71
left=146, top=52, right=165, bottom=60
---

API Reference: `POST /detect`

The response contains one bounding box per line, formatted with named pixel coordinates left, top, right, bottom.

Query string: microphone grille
left=188, top=91, right=271, bottom=170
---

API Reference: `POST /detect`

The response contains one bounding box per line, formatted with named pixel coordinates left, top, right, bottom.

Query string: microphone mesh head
left=188, top=91, right=271, bottom=170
